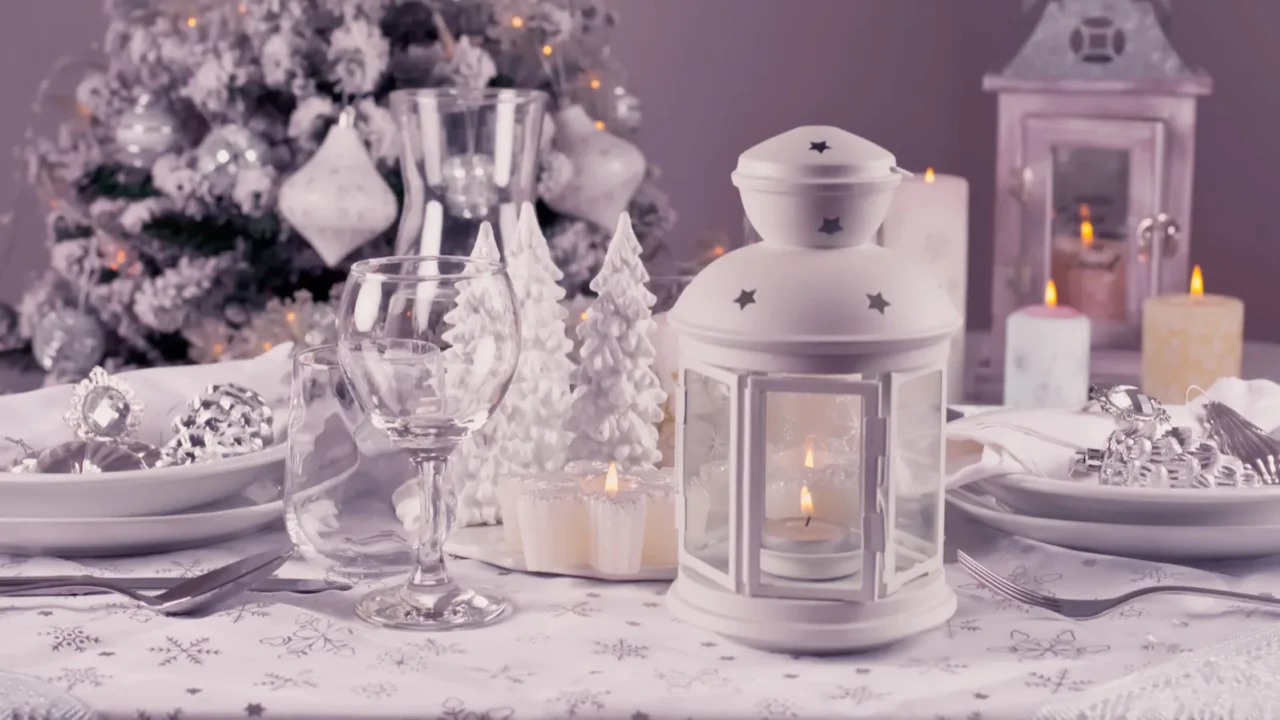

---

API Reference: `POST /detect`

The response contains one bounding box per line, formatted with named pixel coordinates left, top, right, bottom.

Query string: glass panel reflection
left=1048, top=146, right=1130, bottom=323
left=683, top=369, right=732, bottom=575
left=760, top=389, right=864, bottom=591
left=891, top=369, right=944, bottom=582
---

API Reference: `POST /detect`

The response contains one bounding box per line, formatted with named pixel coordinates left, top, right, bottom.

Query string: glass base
left=355, top=583, right=511, bottom=630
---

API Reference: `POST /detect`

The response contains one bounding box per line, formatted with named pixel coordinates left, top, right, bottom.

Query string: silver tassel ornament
left=1202, top=400, right=1280, bottom=485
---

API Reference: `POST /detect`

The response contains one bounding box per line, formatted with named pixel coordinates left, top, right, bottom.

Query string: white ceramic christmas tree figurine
left=441, top=222, right=510, bottom=526
left=566, top=212, right=666, bottom=468
left=485, top=203, right=576, bottom=475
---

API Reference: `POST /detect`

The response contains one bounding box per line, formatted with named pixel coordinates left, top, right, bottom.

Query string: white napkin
left=946, top=378, right=1280, bottom=489
left=0, top=344, right=294, bottom=467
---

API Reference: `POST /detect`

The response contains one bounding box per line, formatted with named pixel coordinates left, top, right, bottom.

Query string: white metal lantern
left=665, top=126, right=963, bottom=654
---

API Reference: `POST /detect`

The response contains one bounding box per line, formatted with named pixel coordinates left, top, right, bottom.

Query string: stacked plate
left=946, top=405, right=1280, bottom=561
left=0, top=354, right=290, bottom=557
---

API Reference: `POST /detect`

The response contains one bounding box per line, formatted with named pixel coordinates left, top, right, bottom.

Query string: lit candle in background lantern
left=877, top=167, right=969, bottom=402
left=1141, top=265, right=1244, bottom=404
left=1063, top=212, right=1125, bottom=322
left=1003, top=280, right=1091, bottom=408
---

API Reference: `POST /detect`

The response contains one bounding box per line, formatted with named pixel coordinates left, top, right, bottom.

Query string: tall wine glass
left=336, top=255, right=520, bottom=630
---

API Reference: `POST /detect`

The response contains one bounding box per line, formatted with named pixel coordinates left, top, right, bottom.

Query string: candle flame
left=604, top=462, right=619, bottom=494
left=800, top=485, right=814, bottom=516
left=1044, top=280, right=1058, bottom=307
left=803, top=436, right=815, bottom=469
left=1080, top=220, right=1095, bottom=248
left=1190, top=265, right=1204, bottom=297
left=924, top=167, right=936, bottom=183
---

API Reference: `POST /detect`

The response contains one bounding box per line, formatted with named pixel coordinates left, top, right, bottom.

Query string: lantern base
left=665, top=569, right=955, bottom=655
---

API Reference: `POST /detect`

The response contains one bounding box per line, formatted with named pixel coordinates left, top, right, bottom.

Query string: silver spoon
left=0, top=547, right=294, bottom=616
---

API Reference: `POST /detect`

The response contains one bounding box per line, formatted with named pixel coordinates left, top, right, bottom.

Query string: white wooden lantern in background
left=665, top=126, right=962, bottom=654
left=981, top=0, right=1211, bottom=386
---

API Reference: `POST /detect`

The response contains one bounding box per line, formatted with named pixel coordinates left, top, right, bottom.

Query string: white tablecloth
left=4, top=514, right=1280, bottom=720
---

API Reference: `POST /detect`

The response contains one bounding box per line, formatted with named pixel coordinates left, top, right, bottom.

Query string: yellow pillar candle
left=1141, top=265, right=1244, bottom=403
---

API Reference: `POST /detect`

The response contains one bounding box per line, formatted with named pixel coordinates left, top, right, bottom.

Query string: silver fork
left=0, top=548, right=293, bottom=617
left=956, top=551, right=1280, bottom=620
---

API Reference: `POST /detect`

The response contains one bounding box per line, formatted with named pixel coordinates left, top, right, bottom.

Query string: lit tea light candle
left=760, top=484, right=859, bottom=581
left=1141, top=265, right=1244, bottom=403
left=1003, top=280, right=1091, bottom=408
left=763, top=437, right=859, bottom=524
left=1063, top=214, right=1125, bottom=322
left=585, top=462, right=648, bottom=575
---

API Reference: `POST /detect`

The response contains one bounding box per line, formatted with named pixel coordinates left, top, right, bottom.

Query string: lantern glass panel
left=682, top=369, right=733, bottom=577
left=888, top=368, right=944, bottom=586
left=1048, top=146, right=1132, bottom=325
left=756, top=386, right=868, bottom=595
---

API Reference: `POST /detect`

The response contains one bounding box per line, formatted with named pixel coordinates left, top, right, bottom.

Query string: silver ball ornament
left=196, top=125, right=269, bottom=194
left=114, top=95, right=181, bottom=168
left=0, top=303, right=21, bottom=352
left=32, top=308, right=106, bottom=375
left=441, top=153, right=497, bottom=219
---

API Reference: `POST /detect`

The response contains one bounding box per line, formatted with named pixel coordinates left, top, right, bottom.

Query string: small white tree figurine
left=441, top=222, right=510, bottom=526
left=492, top=203, right=576, bottom=473
left=566, top=212, right=666, bottom=468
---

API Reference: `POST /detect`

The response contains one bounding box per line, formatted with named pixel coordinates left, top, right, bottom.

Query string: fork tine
left=957, top=551, right=1056, bottom=610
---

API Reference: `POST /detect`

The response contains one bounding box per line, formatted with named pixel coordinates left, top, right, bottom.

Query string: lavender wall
left=2, top=1, right=1277, bottom=340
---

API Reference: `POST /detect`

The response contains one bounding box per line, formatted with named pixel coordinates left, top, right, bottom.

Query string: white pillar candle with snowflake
left=1003, top=280, right=1090, bottom=409
left=440, top=222, right=513, bottom=526
left=566, top=213, right=667, bottom=469
left=877, top=168, right=969, bottom=402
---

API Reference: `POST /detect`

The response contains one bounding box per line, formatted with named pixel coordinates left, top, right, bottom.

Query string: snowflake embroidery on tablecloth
left=473, top=664, right=534, bottom=685
left=1130, top=567, right=1181, bottom=584
left=40, top=626, right=101, bottom=652
left=756, top=698, right=800, bottom=718
left=92, top=601, right=155, bottom=623
left=215, top=602, right=273, bottom=624
left=245, top=702, right=265, bottom=717
left=992, top=629, right=1110, bottom=661
left=831, top=685, right=889, bottom=705
left=46, top=667, right=110, bottom=691
left=899, top=657, right=968, bottom=675
left=371, top=643, right=445, bottom=674
left=593, top=638, right=648, bottom=660
left=1140, top=636, right=1190, bottom=654
left=260, top=613, right=355, bottom=659
left=255, top=670, right=318, bottom=691
left=165, top=559, right=207, bottom=577
left=351, top=682, right=397, bottom=699
left=1115, top=605, right=1147, bottom=620
left=135, top=709, right=183, bottom=720
left=655, top=668, right=735, bottom=691
left=1026, top=668, right=1091, bottom=693
left=517, top=633, right=550, bottom=644
left=944, top=618, right=982, bottom=638
left=552, top=689, right=609, bottom=717
left=150, top=637, right=219, bottom=666
left=1228, top=593, right=1277, bottom=619
left=959, top=565, right=1062, bottom=612
left=434, top=697, right=514, bottom=720
left=551, top=601, right=599, bottom=617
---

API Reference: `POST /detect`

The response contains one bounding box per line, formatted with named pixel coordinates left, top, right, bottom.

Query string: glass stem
left=405, top=453, right=455, bottom=595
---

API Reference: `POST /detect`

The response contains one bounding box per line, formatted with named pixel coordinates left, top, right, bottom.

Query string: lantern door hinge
left=864, top=513, right=886, bottom=552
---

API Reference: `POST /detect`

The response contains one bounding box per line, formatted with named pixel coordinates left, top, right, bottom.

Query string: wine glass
left=336, top=255, right=520, bottom=630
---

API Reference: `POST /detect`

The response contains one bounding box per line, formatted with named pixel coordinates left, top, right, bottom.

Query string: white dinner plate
left=947, top=486, right=1280, bottom=560
left=979, top=472, right=1280, bottom=526
left=0, top=482, right=283, bottom=557
left=445, top=525, right=676, bottom=582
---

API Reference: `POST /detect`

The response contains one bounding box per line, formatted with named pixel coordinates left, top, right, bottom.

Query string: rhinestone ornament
left=159, top=383, right=274, bottom=465
left=63, top=366, right=144, bottom=441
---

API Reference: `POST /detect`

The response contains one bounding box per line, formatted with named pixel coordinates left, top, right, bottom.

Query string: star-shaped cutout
left=245, top=703, right=265, bottom=717
left=186, top=688, right=202, bottom=695
left=809, top=140, right=830, bottom=154
left=867, top=292, right=890, bottom=314
left=819, top=217, right=842, bottom=235
left=734, top=289, right=756, bottom=309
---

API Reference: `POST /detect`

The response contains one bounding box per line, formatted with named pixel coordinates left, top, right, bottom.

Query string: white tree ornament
left=278, top=107, right=397, bottom=267
left=566, top=212, right=666, bottom=469
left=441, top=222, right=511, bottom=526
left=490, top=202, right=575, bottom=475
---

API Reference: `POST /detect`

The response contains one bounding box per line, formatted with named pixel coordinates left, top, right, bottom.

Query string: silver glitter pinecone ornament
left=31, top=308, right=106, bottom=375
left=160, top=383, right=275, bottom=465
left=114, top=94, right=181, bottom=168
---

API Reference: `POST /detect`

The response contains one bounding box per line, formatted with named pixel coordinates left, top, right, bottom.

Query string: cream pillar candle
left=1003, top=280, right=1091, bottom=408
left=878, top=168, right=969, bottom=402
left=1141, top=265, right=1244, bottom=404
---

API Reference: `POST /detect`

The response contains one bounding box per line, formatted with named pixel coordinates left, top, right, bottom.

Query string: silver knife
left=0, top=576, right=350, bottom=596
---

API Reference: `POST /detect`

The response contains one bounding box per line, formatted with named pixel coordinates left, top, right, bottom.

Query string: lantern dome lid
left=669, top=241, right=961, bottom=356
left=732, top=125, right=903, bottom=188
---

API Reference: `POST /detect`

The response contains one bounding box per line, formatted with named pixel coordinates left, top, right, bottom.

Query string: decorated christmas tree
left=566, top=211, right=665, bottom=469
left=12, top=0, right=676, bottom=380
left=441, top=221, right=511, bottom=527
